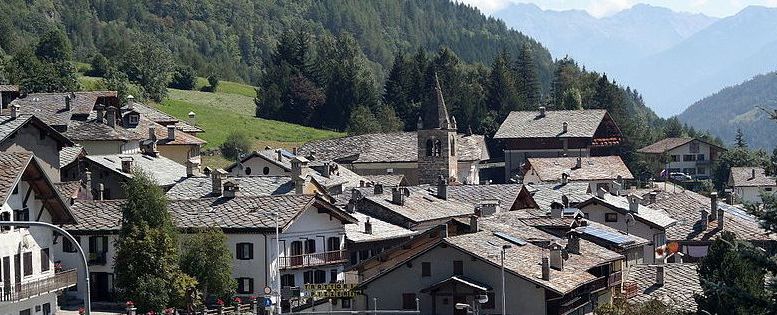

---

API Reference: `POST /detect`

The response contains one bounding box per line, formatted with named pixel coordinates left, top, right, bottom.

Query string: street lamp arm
left=0, top=221, right=91, bottom=315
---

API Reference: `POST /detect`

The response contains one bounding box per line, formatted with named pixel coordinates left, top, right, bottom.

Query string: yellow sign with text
left=304, top=283, right=362, bottom=298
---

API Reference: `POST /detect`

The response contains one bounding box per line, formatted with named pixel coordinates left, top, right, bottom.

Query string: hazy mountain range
left=493, top=3, right=777, bottom=118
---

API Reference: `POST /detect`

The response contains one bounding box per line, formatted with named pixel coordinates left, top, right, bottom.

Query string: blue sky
left=459, top=0, right=777, bottom=17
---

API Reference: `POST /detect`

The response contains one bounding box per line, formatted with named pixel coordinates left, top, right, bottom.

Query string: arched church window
left=426, top=139, right=434, bottom=156
left=434, top=140, right=442, bottom=157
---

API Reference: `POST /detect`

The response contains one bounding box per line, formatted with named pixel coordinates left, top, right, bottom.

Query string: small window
left=605, top=213, right=618, bottom=222
left=303, top=270, right=313, bottom=284
left=698, top=167, right=706, bottom=175
left=20, top=309, right=31, bottom=315
left=263, top=167, right=270, bottom=175
left=314, top=270, right=326, bottom=284
left=43, top=304, right=51, bottom=315
left=236, top=277, right=254, bottom=294
left=453, top=260, right=463, bottom=275
left=402, top=293, right=417, bottom=310
left=281, top=274, right=295, bottom=287
left=305, top=239, right=316, bottom=254
left=765, top=188, right=773, bottom=192
left=41, top=248, right=50, bottom=272
left=327, top=237, right=341, bottom=252
left=236, top=243, right=254, bottom=260
left=683, top=155, right=696, bottom=162
left=341, top=298, right=352, bottom=309
left=63, top=237, right=80, bottom=253
left=670, top=155, right=679, bottom=162
left=0, top=211, right=11, bottom=232
left=697, top=154, right=705, bottom=161
left=129, top=115, right=139, bottom=124
left=421, top=262, right=431, bottom=277
left=245, top=167, right=252, bottom=175
left=23, top=252, right=33, bottom=276
left=330, top=269, right=338, bottom=283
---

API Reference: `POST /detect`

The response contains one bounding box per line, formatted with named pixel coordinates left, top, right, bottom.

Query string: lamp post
left=257, top=211, right=282, bottom=315
left=500, top=244, right=511, bottom=315
left=0, top=221, right=91, bottom=315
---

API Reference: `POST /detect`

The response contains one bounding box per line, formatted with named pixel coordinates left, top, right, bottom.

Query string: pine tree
left=664, top=117, right=685, bottom=138
left=114, top=170, right=196, bottom=312
left=485, top=50, right=520, bottom=119
left=735, top=128, right=748, bottom=148
left=383, top=52, right=418, bottom=129
left=515, top=44, right=541, bottom=109
left=561, top=88, right=582, bottom=110
left=347, top=105, right=380, bottom=135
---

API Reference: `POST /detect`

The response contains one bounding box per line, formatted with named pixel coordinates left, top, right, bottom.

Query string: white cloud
left=586, top=0, right=635, bottom=17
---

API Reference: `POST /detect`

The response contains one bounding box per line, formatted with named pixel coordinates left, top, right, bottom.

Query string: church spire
left=428, top=72, right=452, bottom=130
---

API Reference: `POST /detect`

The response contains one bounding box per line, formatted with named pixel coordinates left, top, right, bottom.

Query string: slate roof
left=309, top=162, right=369, bottom=189
left=729, top=167, right=777, bottom=187
left=362, top=175, right=406, bottom=187
left=494, top=109, right=608, bottom=139
left=526, top=182, right=590, bottom=213
left=126, top=102, right=203, bottom=133
left=408, top=184, right=535, bottom=211
left=575, top=221, right=651, bottom=250
left=637, top=137, right=725, bottom=154
left=625, top=264, right=701, bottom=312
left=59, top=146, right=85, bottom=168
left=0, top=85, right=19, bottom=92
left=226, top=149, right=293, bottom=172
left=12, top=91, right=116, bottom=126
left=525, top=156, right=634, bottom=182
left=0, top=152, right=31, bottom=203
left=298, top=132, right=487, bottom=163
left=64, top=119, right=144, bottom=141
left=362, top=189, right=476, bottom=226
left=578, top=193, right=676, bottom=229
left=646, top=190, right=772, bottom=242
left=445, top=228, right=622, bottom=295
left=85, top=154, right=187, bottom=187
left=479, top=212, right=561, bottom=241
left=166, top=176, right=295, bottom=199
left=64, top=195, right=356, bottom=232
left=54, top=181, right=82, bottom=200
left=0, top=114, right=74, bottom=146
left=345, top=212, right=418, bottom=243
left=125, top=115, right=205, bottom=145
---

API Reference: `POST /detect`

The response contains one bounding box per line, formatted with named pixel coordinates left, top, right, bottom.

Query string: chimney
left=575, top=157, right=582, bottom=169
left=120, top=157, right=133, bottom=174
left=96, top=105, right=104, bottom=124
left=436, top=175, right=448, bottom=200
left=292, top=147, right=298, bottom=156
left=656, top=265, right=665, bottom=286
left=717, top=208, right=724, bottom=229
left=291, top=156, right=309, bottom=194
left=710, top=192, right=718, bottom=219
left=597, top=187, right=606, bottom=199
left=373, top=184, right=384, bottom=195
left=345, top=199, right=356, bottom=213
left=276, top=149, right=283, bottom=162
left=65, top=95, right=71, bottom=111
left=539, top=106, right=546, bottom=117
left=562, top=122, right=568, bottom=133
left=185, top=160, right=198, bottom=177
left=167, top=125, right=176, bottom=140
left=10, top=104, right=19, bottom=119
left=700, top=209, right=710, bottom=230
left=392, top=187, right=407, bottom=206
left=211, top=169, right=226, bottom=196
left=223, top=179, right=240, bottom=198
left=106, top=106, right=116, bottom=128
left=549, top=242, right=564, bottom=270
left=541, top=256, right=551, bottom=281
left=469, top=215, right=478, bottom=233
left=649, top=192, right=657, bottom=204
left=609, top=181, right=622, bottom=196
left=148, top=127, right=157, bottom=141
left=725, top=189, right=734, bottom=204
left=322, top=162, right=331, bottom=178
left=550, top=202, right=563, bottom=219
left=96, top=183, right=104, bottom=201
left=561, top=173, right=569, bottom=185
left=439, top=224, right=449, bottom=239
left=566, top=232, right=580, bottom=255
left=751, top=169, right=756, bottom=180
left=417, top=116, right=423, bottom=130
left=628, top=195, right=641, bottom=213
left=364, top=218, right=373, bottom=234
left=83, top=170, right=92, bottom=193
left=188, top=111, right=196, bottom=126
left=479, top=200, right=500, bottom=216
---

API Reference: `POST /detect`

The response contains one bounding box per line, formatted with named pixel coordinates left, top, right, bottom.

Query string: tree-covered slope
left=0, top=0, right=553, bottom=87
left=678, top=72, right=777, bottom=149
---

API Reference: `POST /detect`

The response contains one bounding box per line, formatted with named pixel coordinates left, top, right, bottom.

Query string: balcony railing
left=0, top=269, right=77, bottom=302
left=279, top=250, right=347, bottom=269
left=608, top=271, right=623, bottom=288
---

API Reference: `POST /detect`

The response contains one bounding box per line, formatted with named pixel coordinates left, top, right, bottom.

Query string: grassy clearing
left=156, top=95, right=343, bottom=150
left=194, top=77, right=257, bottom=98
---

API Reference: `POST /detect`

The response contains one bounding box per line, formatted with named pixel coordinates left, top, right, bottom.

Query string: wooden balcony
left=0, top=269, right=77, bottom=302
left=279, top=250, right=347, bottom=269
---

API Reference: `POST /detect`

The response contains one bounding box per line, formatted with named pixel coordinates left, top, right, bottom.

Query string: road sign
left=264, top=286, right=272, bottom=295
left=262, top=297, right=273, bottom=307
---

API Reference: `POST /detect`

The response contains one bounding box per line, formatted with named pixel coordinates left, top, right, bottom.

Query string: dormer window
left=128, top=114, right=139, bottom=125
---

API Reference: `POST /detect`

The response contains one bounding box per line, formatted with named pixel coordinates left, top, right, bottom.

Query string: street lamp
left=0, top=221, right=91, bottom=315
left=488, top=241, right=511, bottom=315
left=257, top=211, right=282, bottom=315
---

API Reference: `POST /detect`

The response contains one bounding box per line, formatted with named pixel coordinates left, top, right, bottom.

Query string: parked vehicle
left=669, top=172, right=692, bottom=181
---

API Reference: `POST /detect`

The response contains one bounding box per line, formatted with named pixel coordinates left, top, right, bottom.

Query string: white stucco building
left=638, top=137, right=726, bottom=180
left=728, top=166, right=777, bottom=204
left=0, top=152, right=77, bottom=315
